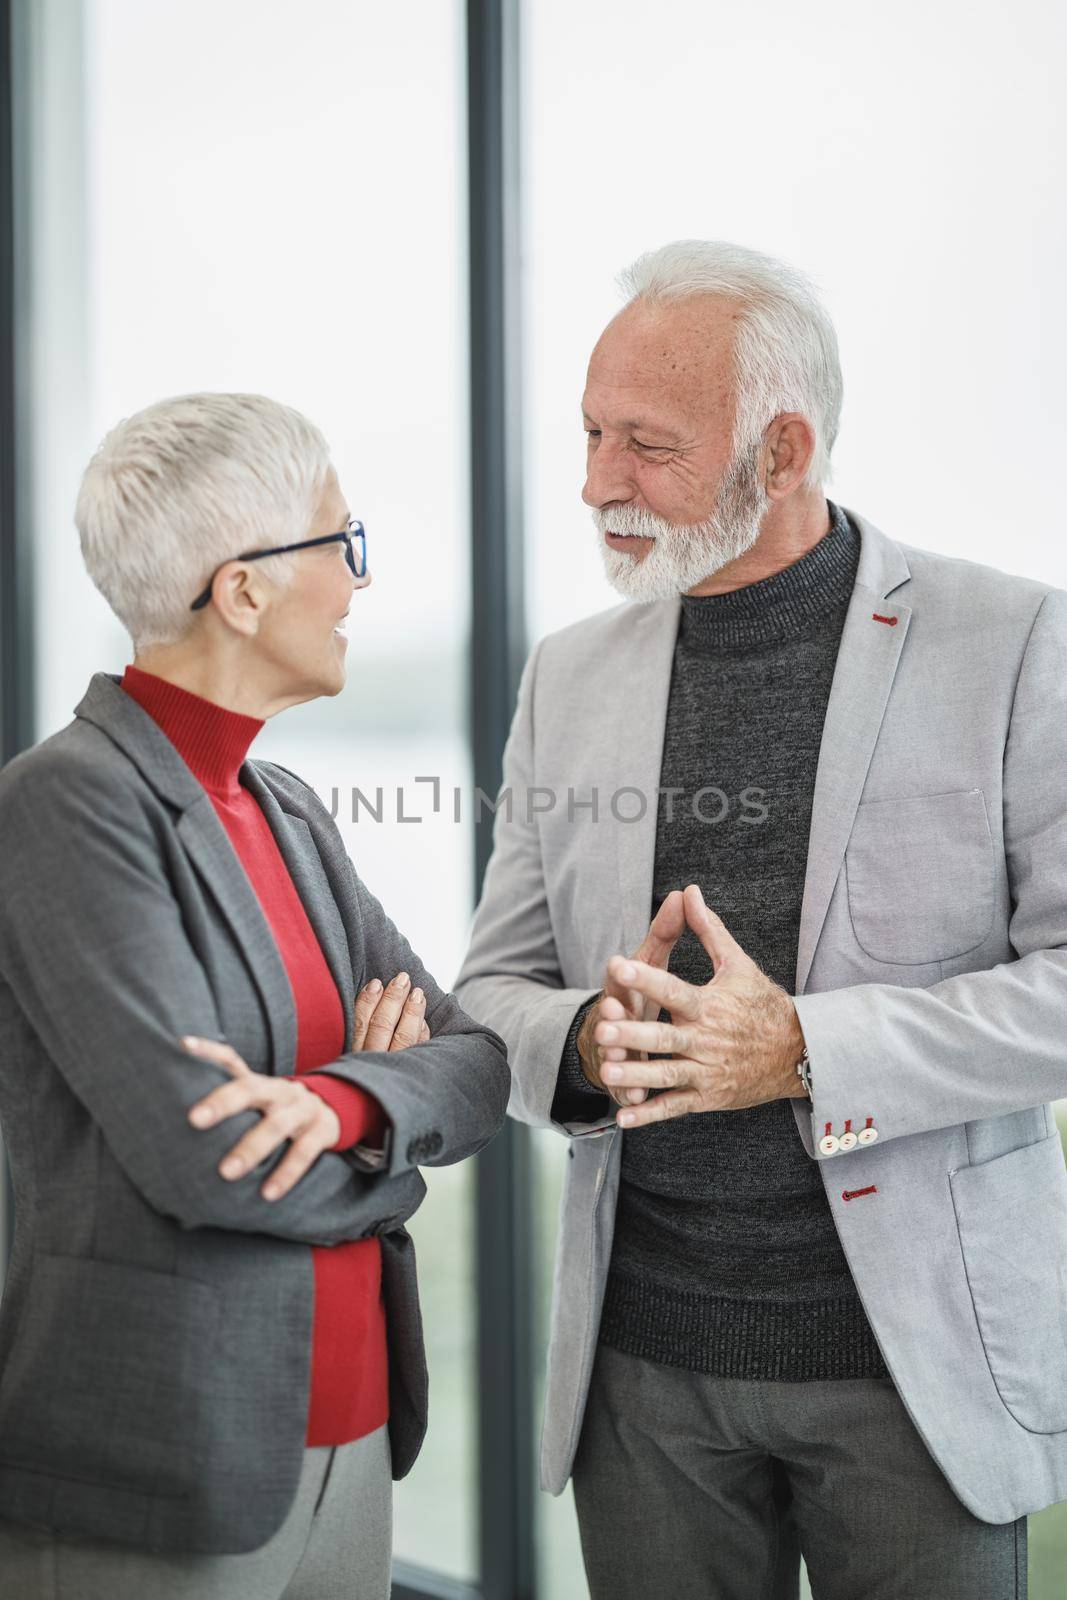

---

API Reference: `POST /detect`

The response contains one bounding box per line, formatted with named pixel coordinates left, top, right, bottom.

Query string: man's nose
left=582, top=438, right=635, bottom=508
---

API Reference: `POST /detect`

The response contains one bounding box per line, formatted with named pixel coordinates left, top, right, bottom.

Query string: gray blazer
left=0, top=671, right=509, bottom=1554
left=455, top=506, right=1067, bottom=1525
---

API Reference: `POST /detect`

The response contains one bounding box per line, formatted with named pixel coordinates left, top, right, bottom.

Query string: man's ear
left=763, top=413, right=817, bottom=499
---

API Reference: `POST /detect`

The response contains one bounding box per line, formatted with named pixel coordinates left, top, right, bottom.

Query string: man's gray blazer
left=454, top=506, right=1067, bottom=1525
left=0, top=671, right=509, bottom=1554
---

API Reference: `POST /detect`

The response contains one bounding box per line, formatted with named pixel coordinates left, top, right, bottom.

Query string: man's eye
left=634, top=439, right=665, bottom=452
left=585, top=429, right=601, bottom=440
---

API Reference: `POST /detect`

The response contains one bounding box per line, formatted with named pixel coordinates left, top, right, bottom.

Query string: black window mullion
left=467, top=4, right=535, bottom=1600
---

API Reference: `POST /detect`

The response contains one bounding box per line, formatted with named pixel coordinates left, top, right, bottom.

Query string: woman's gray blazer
left=0, top=671, right=510, bottom=1555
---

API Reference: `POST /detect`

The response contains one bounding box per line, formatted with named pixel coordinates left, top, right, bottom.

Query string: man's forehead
left=580, top=396, right=685, bottom=433
left=598, top=295, right=737, bottom=357
left=584, top=297, right=737, bottom=414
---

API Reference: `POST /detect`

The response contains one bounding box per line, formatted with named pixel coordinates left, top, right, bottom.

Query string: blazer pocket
left=844, top=787, right=995, bottom=965
left=950, top=1133, right=1067, bottom=1433
left=0, top=1254, right=221, bottom=1497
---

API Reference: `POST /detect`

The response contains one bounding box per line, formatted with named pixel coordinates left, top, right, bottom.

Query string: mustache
left=591, top=504, right=678, bottom=540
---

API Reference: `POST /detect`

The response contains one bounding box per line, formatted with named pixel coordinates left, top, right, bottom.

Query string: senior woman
left=0, top=393, right=509, bottom=1599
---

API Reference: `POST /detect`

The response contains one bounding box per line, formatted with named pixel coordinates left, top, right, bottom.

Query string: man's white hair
left=76, top=392, right=334, bottom=649
left=617, top=240, right=843, bottom=489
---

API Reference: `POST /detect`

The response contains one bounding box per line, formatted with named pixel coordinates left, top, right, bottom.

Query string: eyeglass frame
left=189, top=517, right=367, bottom=611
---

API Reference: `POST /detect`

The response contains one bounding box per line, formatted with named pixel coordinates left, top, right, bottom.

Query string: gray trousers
left=0, top=1423, right=391, bottom=1600
left=572, top=1343, right=1027, bottom=1600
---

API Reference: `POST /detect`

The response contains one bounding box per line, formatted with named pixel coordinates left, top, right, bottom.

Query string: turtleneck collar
left=679, top=499, right=860, bottom=651
left=120, top=664, right=265, bottom=800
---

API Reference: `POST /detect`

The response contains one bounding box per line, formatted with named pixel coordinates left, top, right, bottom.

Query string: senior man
left=455, top=239, right=1067, bottom=1599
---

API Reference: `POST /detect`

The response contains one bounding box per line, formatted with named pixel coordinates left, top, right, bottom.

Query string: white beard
left=592, top=438, right=770, bottom=603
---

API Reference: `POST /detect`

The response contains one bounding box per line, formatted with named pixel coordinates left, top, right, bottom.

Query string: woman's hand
left=182, top=973, right=430, bottom=1199
left=182, top=1038, right=343, bottom=1201
left=351, top=971, right=430, bottom=1052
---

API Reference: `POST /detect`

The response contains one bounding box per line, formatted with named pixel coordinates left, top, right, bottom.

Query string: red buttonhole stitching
left=843, top=1119, right=852, bottom=1134
left=824, top=1123, right=833, bottom=1137
left=842, top=1186, right=878, bottom=1202
left=872, top=613, right=898, bottom=626
left=864, top=1117, right=874, bottom=1130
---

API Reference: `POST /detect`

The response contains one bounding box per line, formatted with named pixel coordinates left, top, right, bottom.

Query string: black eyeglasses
left=189, top=517, right=367, bottom=611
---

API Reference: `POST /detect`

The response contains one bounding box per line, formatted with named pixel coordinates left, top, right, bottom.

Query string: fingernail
left=619, top=1112, right=636, bottom=1127
left=599, top=1024, right=618, bottom=1042
left=602, top=1065, right=622, bottom=1082
left=615, top=962, right=636, bottom=981
left=181, top=1035, right=201, bottom=1048
left=262, top=1185, right=280, bottom=1201
left=396, top=972, right=410, bottom=989
left=367, top=979, right=382, bottom=995
left=189, top=1107, right=213, bottom=1126
left=411, top=988, right=424, bottom=1004
left=221, top=1158, right=242, bottom=1178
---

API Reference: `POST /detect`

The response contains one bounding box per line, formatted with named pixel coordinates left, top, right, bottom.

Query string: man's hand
left=578, top=889, right=686, bottom=1108
left=182, top=972, right=430, bottom=1199
left=593, top=883, right=807, bottom=1128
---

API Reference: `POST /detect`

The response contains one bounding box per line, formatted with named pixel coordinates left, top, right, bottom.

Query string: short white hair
left=618, top=240, right=843, bottom=489
left=76, top=392, right=334, bottom=648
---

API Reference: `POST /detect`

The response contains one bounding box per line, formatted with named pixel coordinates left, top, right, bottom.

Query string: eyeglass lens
left=347, top=523, right=366, bottom=578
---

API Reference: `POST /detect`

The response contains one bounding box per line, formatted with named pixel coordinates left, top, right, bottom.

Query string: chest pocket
left=844, top=787, right=995, bottom=965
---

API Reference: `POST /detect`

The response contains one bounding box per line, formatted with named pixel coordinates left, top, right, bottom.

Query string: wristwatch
left=795, top=1045, right=813, bottom=1100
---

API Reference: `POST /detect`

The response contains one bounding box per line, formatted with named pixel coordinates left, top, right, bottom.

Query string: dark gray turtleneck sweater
left=552, top=500, right=887, bottom=1381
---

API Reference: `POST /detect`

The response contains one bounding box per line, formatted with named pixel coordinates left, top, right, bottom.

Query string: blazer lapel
left=175, top=797, right=298, bottom=1075
left=613, top=595, right=682, bottom=956
left=243, top=767, right=356, bottom=1053
left=72, top=672, right=348, bottom=1077
left=793, top=509, right=913, bottom=995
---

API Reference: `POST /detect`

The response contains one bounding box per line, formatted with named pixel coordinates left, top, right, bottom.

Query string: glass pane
left=21, top=0, right=476, bottom=1581
left=523, top=0, right=1067, bottom=649
left=1030, top=1109, right=1067, bottom=1592
left=531, top=1127, right=586, bottom=1599
left=522, top=3, right=1067, bottom=1595
left=257, top=734, right=477, bottom=1583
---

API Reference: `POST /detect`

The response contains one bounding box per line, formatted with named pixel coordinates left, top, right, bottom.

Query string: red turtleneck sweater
left=121, top=664, right=389, bottom=1448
